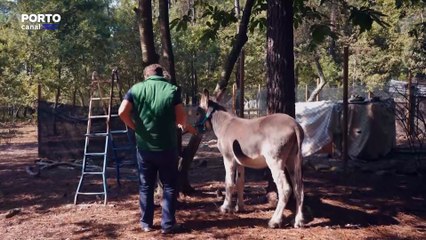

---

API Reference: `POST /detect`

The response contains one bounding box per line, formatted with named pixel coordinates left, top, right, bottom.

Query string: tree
left=159, top=0, right=177, bottom=84
left=110, top=0, right=144, bottom=89
left=213, top=0, right=256, bottom=99
left=135, top=0, right=159, bottom=65
left=266, top=0, right=295, bottom=117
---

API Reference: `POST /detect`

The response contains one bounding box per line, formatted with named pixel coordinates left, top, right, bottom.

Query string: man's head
left=143, top=64, right=163, bottom=79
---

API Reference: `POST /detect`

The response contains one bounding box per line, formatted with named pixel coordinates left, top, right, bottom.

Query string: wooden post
left=238, top=52, right=245, bottom=118
left=258, top=84, right=261, bottom=116
left=37, top=82, right=41, bottom=158
left=343, top=46, right=349, bottom=170
left=232, top=83, right=237, bottom=114
left=407, top=71, right=415, bottom=136
left=305, top=84, right=308, bottom=102
left=38, top=82, right=41, bottom=101
left=316, top=78, right=320, bottom=101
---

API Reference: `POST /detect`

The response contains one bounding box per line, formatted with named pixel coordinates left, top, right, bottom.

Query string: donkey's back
left=218, top=113, right=304, bottom=170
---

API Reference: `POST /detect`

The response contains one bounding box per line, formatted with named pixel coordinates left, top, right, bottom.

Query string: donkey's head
left=195, top=89, right=227, bottom=133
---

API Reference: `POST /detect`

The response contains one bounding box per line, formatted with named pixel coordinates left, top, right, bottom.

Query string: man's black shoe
left=161, top=224, right=187, bottom=234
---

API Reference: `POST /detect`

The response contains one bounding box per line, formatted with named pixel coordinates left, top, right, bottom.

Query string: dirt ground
left=0, top=123, right=425, bottom=240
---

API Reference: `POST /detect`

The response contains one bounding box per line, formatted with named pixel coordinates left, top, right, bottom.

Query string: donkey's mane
left=208, top=100, right=227, bottom=112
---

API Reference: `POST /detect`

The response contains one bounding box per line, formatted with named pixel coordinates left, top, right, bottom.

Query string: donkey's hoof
left=220, top=205, right=232, bottom=213
left=293, top=215, right=305, bottom=228
left=234, top=204, right=245, bottom=213
left=268, top=220, right=282, bottom=229
left=294, top=220, right=305, bottom=228
left=293, top=220, right=304, bottom=228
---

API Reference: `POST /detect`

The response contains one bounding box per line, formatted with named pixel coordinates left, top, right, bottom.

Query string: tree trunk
left=308, top=57, right=327, bottom=102
left=265, top=0, right=295, bottom=194
left=237, top=53, right=245, bottom=117
left=214, top=0, right=255, bottom=100
left=135, top=0, right=159, bottom=66
left=234, top=0, right=245, bottom=118
left=159, top=0, right=177, bottom=85
left=78, top=88, right=85, bottom=107
left=190, top=56, right=198, bottom=105
left=53, top=87, right=61, bottom=135
left=13, top=105, right=22, bottom=119
left=190, top=0, right=197, bottom=104
left=328, top=0, right=338, bottom=62
left=72, top=85, right=77, bottom=108
left=53, top=66, right=61, bottom=135
left=266, top=0, right=295, bottom=117
left=190, top=0, right=196, bottom=22
left=178, top=134, right=202, bottom=194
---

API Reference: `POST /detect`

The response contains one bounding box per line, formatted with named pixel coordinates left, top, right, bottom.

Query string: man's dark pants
left=136, top=148, right=178, bottom=230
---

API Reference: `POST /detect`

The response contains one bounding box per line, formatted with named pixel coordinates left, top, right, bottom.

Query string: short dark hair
left=144, top=64, right=163, bottom=78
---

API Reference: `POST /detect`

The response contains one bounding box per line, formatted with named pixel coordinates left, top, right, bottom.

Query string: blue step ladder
left=74, top=69, right=137, bottom=205
left=108, top=70, right=138, bottom=185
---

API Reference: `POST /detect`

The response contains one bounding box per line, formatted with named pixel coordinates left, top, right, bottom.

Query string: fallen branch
left=25, top=159, right=105, bottom=177
left=2, top=208, right=21, bottom=219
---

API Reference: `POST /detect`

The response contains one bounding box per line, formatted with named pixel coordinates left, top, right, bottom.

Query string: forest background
left=0, top=0, right=424, bottom=115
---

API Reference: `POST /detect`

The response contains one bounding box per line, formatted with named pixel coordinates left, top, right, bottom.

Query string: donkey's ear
left=215, top=90, right=225, bottom=102
left=199, top=89, right=209, bottom=110
left=203, top=89, right=210, bottom=99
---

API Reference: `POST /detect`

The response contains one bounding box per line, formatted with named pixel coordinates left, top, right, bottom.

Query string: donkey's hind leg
left=286, top=147, right=305, bottom=228
left=267, top=161, right=292, bottom=228
left=235, top=164, right=245, bottom=212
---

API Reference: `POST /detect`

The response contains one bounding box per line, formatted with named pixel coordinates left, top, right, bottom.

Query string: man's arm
left=175, top=103, right=197, bottom=135
left=118, top=99, right=136, bottom=130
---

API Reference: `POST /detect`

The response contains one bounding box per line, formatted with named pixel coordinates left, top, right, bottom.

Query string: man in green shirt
left=118, top=64, right=196, bottom=234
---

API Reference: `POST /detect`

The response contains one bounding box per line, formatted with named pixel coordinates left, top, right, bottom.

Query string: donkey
left=198, top=89, right=305, bottom=228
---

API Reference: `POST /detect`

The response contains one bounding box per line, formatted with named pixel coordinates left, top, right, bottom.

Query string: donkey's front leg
left=234, top=165, right=245, bottom=212
left=220, top=157, right=236, bottom=213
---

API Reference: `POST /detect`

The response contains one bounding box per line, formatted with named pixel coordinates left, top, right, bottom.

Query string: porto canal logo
left=21, top=14, right=61, bottom=30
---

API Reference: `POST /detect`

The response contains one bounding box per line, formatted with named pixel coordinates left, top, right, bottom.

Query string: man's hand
left=185, top=124, right=198, bottom=135
left=175, top=103, right=199, bottom=135
left=118, top=99, right=136, bottom=130
left=177, top=124, right=198, bottom=136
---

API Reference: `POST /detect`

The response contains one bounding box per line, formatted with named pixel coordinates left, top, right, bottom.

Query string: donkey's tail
left=232, top=140, right=267, bottom=169
left=292, top=124, right=305, bottom=227
left=293, top=124, right=305, bottom=203
left=294, top=124, right=304, bottom=178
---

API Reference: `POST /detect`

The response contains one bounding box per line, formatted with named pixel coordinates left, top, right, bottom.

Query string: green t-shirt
left=125, top=75, right=181, bottom=151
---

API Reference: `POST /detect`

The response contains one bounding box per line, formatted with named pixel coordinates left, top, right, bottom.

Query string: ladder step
left=89, top=114, right=119, bottom=119
left=115, top=157, right=137, bottom=164
left=82, top=171, right=104, bottom=175
left=118, top=176, right=139, bottom=182
left=118, top=162, right=137, bottom=167
left=85, top=152, right=107, bottom=157
left=91, top=97, right=121, bottom=101
left=110, top=130, right=128, bottom=134
left=76, top=192, right=106, bottom=195
left=91, top=80, right=113, bottom=84
left=86, top=132, right=108, bottom=137
left=112, top=146, right=135, bottom=151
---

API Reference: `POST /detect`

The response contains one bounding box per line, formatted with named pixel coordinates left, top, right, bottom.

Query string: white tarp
left=296, top=100, right=395, bottom=160
left=296, top=101, right=340, bottom=157
left=346, top=100, right=395, bottom=160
